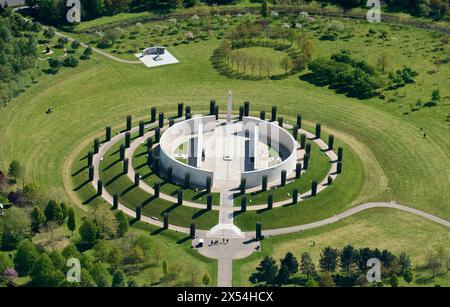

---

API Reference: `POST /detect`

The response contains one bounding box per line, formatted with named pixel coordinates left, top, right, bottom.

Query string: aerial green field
left=69, top=131, right=219, bottom=230
left=0, top=8, right=449, bottom=287
left=3, top=18, right=448, bottom=217
left=233, top=208, right=450, bottom=287
left=132, top=139, right=222, bottom=205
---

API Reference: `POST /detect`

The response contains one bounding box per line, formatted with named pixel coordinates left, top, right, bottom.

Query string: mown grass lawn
left=70, top=131, right=219, bottom=230
left=0, top=12, right=449, bottom=286
left=233, top=208, right=450, bottom=287
left=234, top=126, right=333, bottom=207
left=75, top=118, right=357, bottom=231
left=132, top=140, right=221, bottom=205
left=103, top=222, right=217, bottom=286
left=234, top=135, right=363, bottom=230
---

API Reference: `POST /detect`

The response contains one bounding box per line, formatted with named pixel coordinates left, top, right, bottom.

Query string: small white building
left=136, top=46, right=179, bottom=68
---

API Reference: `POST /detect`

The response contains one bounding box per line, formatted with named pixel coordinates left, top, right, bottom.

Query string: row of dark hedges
left=72, top=5, right=450, bottom=35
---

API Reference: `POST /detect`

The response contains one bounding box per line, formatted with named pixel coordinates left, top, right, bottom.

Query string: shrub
left=390, top=274, right=399, bottom=287
left=84, top=47, right=93, bottom=56
left=403, top=269, right=414, bottom=284
left=1, top=207, right=32, bottom=249
left=97, top=37, right=112, bottom=49
left=71, top=40, right=81, bottom=49
left=48, top=58, right=62, bottom=69
left=79, top=219, right=101, bottom=244
left=58, top=37, right=69, bottom=45
left=63, top=56, right=79, bottom=68
left=14, top=240, right=39, bottom=276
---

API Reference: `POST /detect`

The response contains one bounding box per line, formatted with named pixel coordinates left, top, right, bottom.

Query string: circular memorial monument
left=159, top=99, right=298, bottom=192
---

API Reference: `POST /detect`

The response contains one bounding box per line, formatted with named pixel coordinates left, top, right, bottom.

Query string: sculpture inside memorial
left=142, top=46, right=165, bottom=58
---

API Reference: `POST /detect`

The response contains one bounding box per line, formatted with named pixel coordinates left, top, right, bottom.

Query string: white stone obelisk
left=227, top=91, right=232, bottom=123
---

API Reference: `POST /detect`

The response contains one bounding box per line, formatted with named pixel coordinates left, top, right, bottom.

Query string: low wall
left=242, top=117, right=298, bottom=187
left=159, top=115, right=216, bottom=188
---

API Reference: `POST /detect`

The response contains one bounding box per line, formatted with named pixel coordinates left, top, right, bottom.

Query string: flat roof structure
left=135, top=47, right=179, bottom=68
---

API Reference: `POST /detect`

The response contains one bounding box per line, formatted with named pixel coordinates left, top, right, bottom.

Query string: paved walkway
left=209, top=192, right=243, bottom=237
left=193, top=233, right=260, bottom=287
left=13, top=9, right=142, bottom=65
left=92, top=120, right=190, bottom=234
left=94, top=138, right=450, bottom=286
left=262, top=201, right=450, bottom=236
left=123, top=122, right=339, bottom=211
left=192, top=200, right=450, bottom=286
left=90, top=117, right=450, bottom=287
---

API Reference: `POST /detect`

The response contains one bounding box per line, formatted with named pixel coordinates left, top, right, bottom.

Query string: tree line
left=270, top=0, right=450, bottom=21
left=0, top=9, right=40, bottom=106
left=251, top=244, right=448, bottom=287
left=22, top=0, right=450, bottom=26
left=215, top=20, right=314, bottom=79
left=219, top=41, right=292, bottom=77
left=307, top=49, right=418, bottom=98
left=1, top=160, right=212, bottom=287
left=24, top=0, right=238, bottom=25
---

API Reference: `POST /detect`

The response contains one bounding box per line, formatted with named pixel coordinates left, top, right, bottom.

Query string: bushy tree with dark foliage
left=0, top=11, right=38, bottom=105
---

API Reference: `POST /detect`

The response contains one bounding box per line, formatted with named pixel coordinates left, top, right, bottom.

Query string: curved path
left=262, top=201, right=450, bottom=236
left=91, top=118, right=450, bottom=236
left=14, top=9, right=142, bottom=65
left=54, top=31, right=142, bottom=65
left=92, top=119, right=190, bottom=234
left=123, top=121, right=338, bottom=212
left=195, top=200, right=450, bottom=286
left=89, top=117, right=450, bottom=287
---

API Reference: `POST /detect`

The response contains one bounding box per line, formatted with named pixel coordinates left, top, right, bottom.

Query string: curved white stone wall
left=159, top=116, right=216, bottom=188
left=160, top=115, right=297, bottom=189
left=242, top=117, right=298, bottom=187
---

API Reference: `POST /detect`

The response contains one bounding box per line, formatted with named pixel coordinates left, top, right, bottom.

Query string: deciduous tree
left=1, top=207, right=32, bottom=249
left=31, top=207, right=46, bottom=232
left=340, top=245, right=356, bottom=277
left=14, top=240, right=39, bottom=276
left=44, top=200, right=64, bottom=224
left=31, top=253, right=64, bottom=287
left=280, top=56, right=293, bottom=73
left=300, top=252, right=316, bottom=279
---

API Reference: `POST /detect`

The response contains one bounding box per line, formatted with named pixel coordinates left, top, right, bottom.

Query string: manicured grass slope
left=233, top=209, right=450, bottom=287
left=71, top=134, right=219, bottom=229
left=233, top=137, right=332, bottom=207
left=234, top=136, right=363, bottom=230
left=0, top=18, right=448, bottom=232
left=132, top=141, right=221, bottom=205
left=113, top=222, right=217, bottom=286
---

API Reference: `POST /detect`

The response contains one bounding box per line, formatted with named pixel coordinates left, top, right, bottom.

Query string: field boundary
left=67, top=5, right=450, bottom=35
